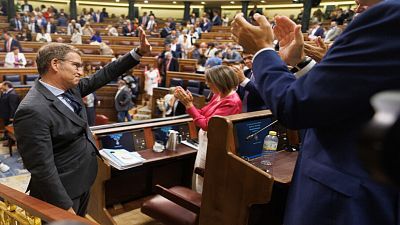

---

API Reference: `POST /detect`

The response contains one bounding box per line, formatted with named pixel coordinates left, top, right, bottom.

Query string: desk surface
left=249, top=151, right=298, bottom=184
left=139, top=144, right=197, bottom=163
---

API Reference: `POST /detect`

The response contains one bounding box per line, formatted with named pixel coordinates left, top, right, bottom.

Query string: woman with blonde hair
left=174, top=65, right=242, bottom=192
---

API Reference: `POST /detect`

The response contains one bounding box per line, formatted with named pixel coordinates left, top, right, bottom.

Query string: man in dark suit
left=160, top=52, right=179, bottom=87
left=122, top=20, right=135, bottom=36
left=21, top=0, right=33, bottom=12
left=232, top=0, right=400, bottom=224
left=115, top=80, right=134, bottom=122
left=0, top=81, right=20, bottom=141
left=211, top=10, right=222, bottom=26
left=140, top=12, right=149, bottom=27
left=235, top=55, right=267, bottom=112
left=14, top=27, right=151, bottom=216
left=9, top=14, right=24, bottom=31
left=3, top=32, right=22, bottom=52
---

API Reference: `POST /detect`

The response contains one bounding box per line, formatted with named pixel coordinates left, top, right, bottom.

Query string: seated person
left=157, top=90, right=186, bottom=117
left=5, top=46, right=26, bottom=68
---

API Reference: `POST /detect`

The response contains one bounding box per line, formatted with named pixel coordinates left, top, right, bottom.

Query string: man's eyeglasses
left=59, top=59, right=84, bottom=71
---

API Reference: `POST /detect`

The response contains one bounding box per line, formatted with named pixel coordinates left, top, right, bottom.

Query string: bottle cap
left=269, top=131, right=277, bottom=136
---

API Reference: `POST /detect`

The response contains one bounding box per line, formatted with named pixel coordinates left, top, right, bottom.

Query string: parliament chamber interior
left=0, top=0, right=399, bottom=224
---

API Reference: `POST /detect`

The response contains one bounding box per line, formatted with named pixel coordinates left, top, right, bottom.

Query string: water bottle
left=261, top=131, right=279, bottom=173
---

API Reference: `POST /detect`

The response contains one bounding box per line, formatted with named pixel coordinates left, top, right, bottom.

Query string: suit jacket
left=212, top=16, right=222, bottom=26
left=122, top=24, right=135, bottom=36
left=21, top=3, right=33, bottom=12
left=4, top=38, right=22, bottom=52
left=252, top=1, right=400, bottom=224
left=161, top=58, right=179, bottom=76
left=115, top=86, right=134, bottom=112
left=237, top=70, right=267, bottom=112
left=14, top=53, right=140, bottom=209
left=0, top=89, right=19, bottom=119
left=9, top=18, right=23, bottom=31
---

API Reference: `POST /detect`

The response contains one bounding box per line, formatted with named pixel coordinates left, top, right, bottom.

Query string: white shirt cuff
left=240, top=78, right=250, bottom=87
left=252, top=47, right=276, bottom=63
left=295, top=59, right=316, bottom=78
left=130, top=49, right=142, bottom=61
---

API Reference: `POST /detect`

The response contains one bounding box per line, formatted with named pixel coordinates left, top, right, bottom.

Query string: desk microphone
left=245, top=120, right=278, bottom=141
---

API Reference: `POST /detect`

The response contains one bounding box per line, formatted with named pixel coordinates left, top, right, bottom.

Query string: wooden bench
left=201, top=32, right=232, bottom=41
left=166, top=71, right=205, bottom=88
left=178, top=59, right=197, bottom=73
left=211, top=26, right=232, bottom=33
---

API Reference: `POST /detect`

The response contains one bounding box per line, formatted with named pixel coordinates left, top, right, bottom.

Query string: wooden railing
left=0, top=183, right=97, bottom=224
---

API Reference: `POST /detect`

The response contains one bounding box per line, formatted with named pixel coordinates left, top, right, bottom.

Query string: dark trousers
left=117, top=111, right=131, bottom=122
left=72, top=190, right=91, bottom=217
left=1, top=118, right=11, bottom=140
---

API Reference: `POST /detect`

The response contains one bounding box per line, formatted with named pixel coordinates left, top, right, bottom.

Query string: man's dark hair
left=36, top=43, right=82, bottom=75
left=2, top=81, right=13, bottom=89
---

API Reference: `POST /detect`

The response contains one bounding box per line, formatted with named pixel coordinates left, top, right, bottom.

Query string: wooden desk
left=88, top=118, right=198, bottom=225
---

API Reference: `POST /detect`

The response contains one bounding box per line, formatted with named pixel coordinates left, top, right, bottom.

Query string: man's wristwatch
left=134, top=47, right=143, bottom=57
left=290, top=56, right=312, bottom=73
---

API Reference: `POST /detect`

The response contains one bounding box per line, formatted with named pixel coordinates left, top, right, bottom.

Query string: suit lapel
left=35, top=80, right=87, bottom=127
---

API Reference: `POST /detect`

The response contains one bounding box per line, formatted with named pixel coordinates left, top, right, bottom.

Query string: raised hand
left=231, top=13, right=274, bottom=54
left=174, top=86, right=193, bottom=108
left=137, top=26, right=152, bottom=56
left=304, top=36, right=328, bottom=62
left=273, top=16, right=305, bottom=66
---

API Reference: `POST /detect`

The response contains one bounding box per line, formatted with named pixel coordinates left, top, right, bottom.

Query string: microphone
left=245, top=120, right=278, bottom=141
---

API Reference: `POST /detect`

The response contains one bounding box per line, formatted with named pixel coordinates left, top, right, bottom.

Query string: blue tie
left=61, top=90, right=82, bottom=115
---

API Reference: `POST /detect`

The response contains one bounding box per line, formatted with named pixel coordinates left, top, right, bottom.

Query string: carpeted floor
left=113, top=209, right=164, bottom=225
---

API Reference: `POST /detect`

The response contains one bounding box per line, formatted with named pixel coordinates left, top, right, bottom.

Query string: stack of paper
left=100, top=149, right=145, bottom=170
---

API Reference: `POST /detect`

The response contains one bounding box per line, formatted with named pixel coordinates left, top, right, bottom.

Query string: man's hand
left=274, top=16, right=305, bottom=66
left=304, top=36, right=327, bottom=62
left=231, top=66, right=246, bottom=83
left=231, top=13, right=274, bottom=54
left=137, top=26, right=152, bottom=56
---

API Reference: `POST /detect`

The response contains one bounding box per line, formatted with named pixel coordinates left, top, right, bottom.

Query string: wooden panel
left=166, top=71, right=205, bottom=87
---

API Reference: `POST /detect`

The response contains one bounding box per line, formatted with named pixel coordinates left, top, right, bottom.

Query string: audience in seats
left=174, top=65, right=242, bottom=192
left=115, top=79, right=134, bottom=123
left=90, top=31, right=102, bottom=44
left=222, top=45, right=242, bottom=63
left=122, top=20, right=137, bottom=36
left=308, top=21, right=325, bottom=40
left=106, top=24, right=119, bottom=36
left=82, top=23, right=94, bottom=36
left=36, top=27, right=52, bottom=43
left=324, top=21, right=342, bottom=42
left=5, top=46, right=27, bottom=68
left=205, top=50, right=222, bottom=68
left=67, top=20, right=82, bottom=35
left=71, top=28, right=82, bottom=45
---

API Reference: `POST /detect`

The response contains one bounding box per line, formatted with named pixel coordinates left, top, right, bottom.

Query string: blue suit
left=252, top=1, right=400, bottom=224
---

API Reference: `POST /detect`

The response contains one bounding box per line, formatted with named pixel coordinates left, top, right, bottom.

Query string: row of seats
left=2, top=74, right=39, bottom=86
left=169, top=78, right=211, bottom=98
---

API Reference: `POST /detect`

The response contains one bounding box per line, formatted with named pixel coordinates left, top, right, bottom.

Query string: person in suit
left=27, top=17, right=40, bottom=34
left=0, top=81, right=20, bottom=138
left=9, top=14, right=24, bottom=31
left=201, top=17, right=212, bottom=33
left=3, top=32, right=22, bottom=53
left=160, top=52, right=179, bottom=87
left=324, top=21, right=342, bottom=42
left=234, top=55, right=267, bottom=112
left=231, top=0, right=400, bottom=224
left=140, top=12, right=149, bottom=27
left=46, top=18, right=57, bottom=34
left=13, top=27, right=151, bottom=216
left=21, top=0, right=33, bottom=12
left=115, top=79, right=134, bottom=122
left=308, top=21, right=325, bottom=40
left=211, top=10, right=222, bottom=26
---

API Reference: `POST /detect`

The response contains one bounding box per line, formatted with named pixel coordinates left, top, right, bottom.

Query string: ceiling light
left=144, top=0, right=148, bottom=3
left=230, top=1, right=235, bottom=4
left=201, top=1, right=205, bottom=4
left=261, top=0, right=265, bottom=2
left=173, top=1, right=176, bottom=3
left=115, top=0, right=120, bottom=2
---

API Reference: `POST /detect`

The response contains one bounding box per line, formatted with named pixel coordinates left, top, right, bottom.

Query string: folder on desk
left=100, top=149, right=145, bottom=170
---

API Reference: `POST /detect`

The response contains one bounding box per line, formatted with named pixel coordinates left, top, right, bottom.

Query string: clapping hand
left=231, top=13, right=274, bottom=54
left=273, top=16, right=305, bottom=66
left=137, top=26, right=152, bottom=56
left=304, top=36, right=328, bottom=62
left=230, top=66, right=246, bottom=83
left=174, top=86, right=194, bottom=109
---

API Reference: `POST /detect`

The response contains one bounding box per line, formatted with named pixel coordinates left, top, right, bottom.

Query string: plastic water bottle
left=261, top=131, right=279, bottom=173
